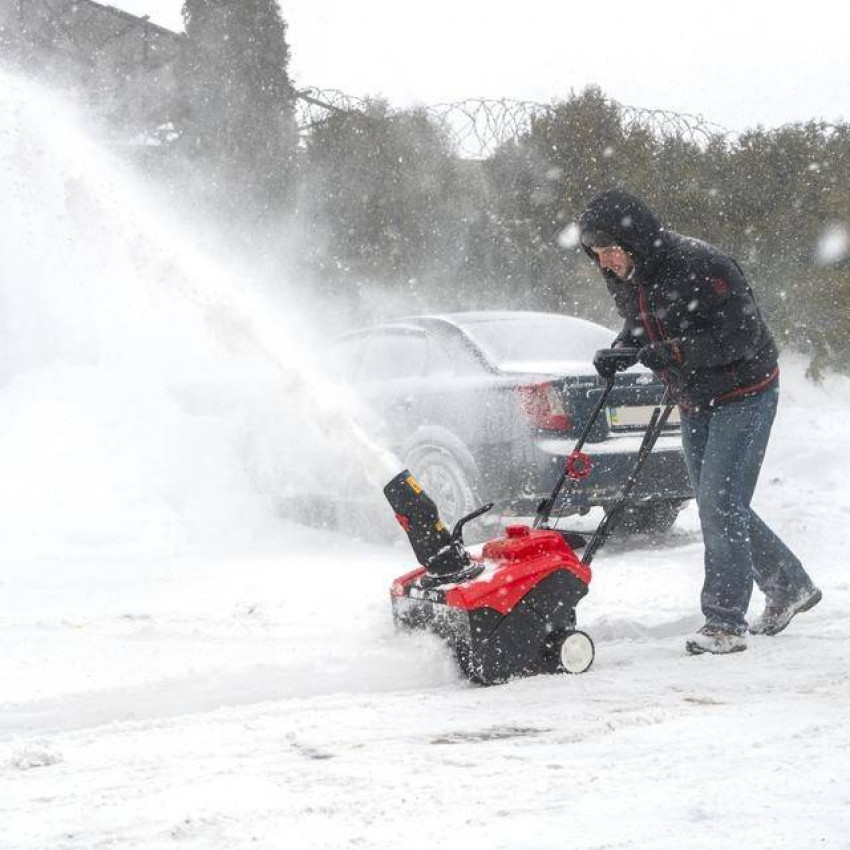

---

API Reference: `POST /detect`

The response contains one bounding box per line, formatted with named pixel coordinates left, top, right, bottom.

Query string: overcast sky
left=114, top=1, right=850, bottom=134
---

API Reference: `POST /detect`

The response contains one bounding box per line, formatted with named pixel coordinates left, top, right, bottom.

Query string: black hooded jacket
left=579, top=188, right=779, bottom=410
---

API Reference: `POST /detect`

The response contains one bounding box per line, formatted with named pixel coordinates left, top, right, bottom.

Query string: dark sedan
left=325, top=311, right=693, bottom=539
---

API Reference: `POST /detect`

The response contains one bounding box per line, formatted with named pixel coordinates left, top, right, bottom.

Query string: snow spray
left=0, top=70, right=401, bottom=559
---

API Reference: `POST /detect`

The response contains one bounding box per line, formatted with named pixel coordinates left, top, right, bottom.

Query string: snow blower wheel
left=554, top=630, right=595, bottom=674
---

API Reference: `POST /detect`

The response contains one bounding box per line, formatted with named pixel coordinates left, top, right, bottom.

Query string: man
left=578, top=188, right=821, bottom=655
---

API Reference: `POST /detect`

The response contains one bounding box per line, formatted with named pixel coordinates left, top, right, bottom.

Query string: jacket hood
left=578, top=189, right=666, bottom=272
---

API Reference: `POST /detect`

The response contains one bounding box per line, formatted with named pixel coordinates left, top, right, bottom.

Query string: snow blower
left=384, top=352, right=675, bottom=684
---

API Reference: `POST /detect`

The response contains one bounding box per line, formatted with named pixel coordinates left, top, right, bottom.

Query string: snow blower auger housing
left=387, top=508, right=593, bottom=684
left=385, top=367, right=673, bottom=686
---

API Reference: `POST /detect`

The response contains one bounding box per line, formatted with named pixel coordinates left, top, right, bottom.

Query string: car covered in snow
left=324, top=311, right=693, bottom=538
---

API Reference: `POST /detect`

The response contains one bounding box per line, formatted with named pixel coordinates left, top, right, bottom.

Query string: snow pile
left=6, top=739, right=63, bottom=771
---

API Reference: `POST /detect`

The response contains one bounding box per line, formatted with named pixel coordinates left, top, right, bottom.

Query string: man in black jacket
left=579, top=188, right=821, bottom=655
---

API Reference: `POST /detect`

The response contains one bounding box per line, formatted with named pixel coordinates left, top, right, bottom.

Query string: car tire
left=403, top=444, right=492, bottom=544
left=616, top=500, right=682, bottom=537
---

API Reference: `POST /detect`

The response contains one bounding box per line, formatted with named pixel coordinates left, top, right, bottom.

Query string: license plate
left=608, top=404, right=680, bottom=429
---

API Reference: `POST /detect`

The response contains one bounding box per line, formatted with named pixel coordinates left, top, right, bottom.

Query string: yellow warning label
left=406, top=475, right=423, bottom=494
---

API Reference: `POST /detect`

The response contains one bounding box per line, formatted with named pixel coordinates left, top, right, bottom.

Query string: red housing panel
left=390, top=526, right=591, bottom=617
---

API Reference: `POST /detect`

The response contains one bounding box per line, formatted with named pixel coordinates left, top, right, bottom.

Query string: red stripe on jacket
left=712, top=367, right=779, bottom=406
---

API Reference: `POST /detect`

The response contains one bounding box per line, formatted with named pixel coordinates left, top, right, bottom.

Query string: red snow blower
left=384, top=352, right=674, bottom=684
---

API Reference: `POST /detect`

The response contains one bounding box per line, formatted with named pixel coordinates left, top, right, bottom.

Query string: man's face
left=592, top=245, right=635, bottom=281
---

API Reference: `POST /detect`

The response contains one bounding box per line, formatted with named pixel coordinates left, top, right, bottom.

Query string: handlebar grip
left=596, top=348, right=639, bottom=371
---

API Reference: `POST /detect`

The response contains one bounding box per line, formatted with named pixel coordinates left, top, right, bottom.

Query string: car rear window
left=463, top=316, right=613, bottom=367
left=358, top=331, right=430, bottom=380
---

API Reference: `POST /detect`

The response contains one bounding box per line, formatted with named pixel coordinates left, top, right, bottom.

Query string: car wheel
left=404, top=445, right=491, bottom=543
left=616, top=501, right=682, bottom=537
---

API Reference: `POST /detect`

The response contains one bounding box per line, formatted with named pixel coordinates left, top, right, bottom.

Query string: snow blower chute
left=384, top=352, right=674, bottom=684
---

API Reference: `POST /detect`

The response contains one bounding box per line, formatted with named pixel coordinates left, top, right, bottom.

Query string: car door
left=354, top=327, right=432, bottom=446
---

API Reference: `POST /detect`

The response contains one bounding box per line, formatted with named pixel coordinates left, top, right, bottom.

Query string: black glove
left=636, top=341, right=682, bottom=373
left=593, top=347, right=639, bottom=379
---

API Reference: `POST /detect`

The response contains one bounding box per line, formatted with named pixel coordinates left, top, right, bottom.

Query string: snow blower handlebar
left=534, top=374, right=618, bottom=529
left=580, top=391, right=674, bottom=566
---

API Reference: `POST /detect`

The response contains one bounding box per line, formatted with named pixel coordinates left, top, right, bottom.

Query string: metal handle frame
left=580, top=392, right=674, bottom=566
left=534, top=376, right=617, bottom=529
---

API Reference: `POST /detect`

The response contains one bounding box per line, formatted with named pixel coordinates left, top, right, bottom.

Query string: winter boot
left=685, top=624, right=747, bottom=655
left=749, top=587, right=822, bottom=637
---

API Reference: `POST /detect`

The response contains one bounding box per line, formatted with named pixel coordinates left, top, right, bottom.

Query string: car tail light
left=517, top=382, right=572, bottom=432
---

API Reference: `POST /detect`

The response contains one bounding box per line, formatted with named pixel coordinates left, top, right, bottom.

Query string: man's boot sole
left=757, top=588, right=823, bottom=637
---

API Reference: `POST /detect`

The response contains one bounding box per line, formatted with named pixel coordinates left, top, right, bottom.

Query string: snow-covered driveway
left=2, top=363, right=848, bottom=850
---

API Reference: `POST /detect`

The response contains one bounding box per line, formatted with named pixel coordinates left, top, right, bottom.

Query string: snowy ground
left=2, top=358, right=849, bottom=850
left=1, top=72, right=848, bottom=849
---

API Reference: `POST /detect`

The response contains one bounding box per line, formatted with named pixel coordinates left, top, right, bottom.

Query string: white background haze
left=112, top=0, right=850, bottom=132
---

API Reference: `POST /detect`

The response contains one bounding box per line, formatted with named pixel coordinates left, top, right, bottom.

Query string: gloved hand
left=593, top=347, right=639, bottom=379
left=636, top=341, right=682, bottom=373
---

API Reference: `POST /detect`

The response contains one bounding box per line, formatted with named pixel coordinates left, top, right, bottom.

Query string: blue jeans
left=680, top=382, right=815, bottom=634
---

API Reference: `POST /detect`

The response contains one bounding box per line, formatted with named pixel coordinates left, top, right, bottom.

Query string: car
left=322, top=311, right=693, bottom=540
